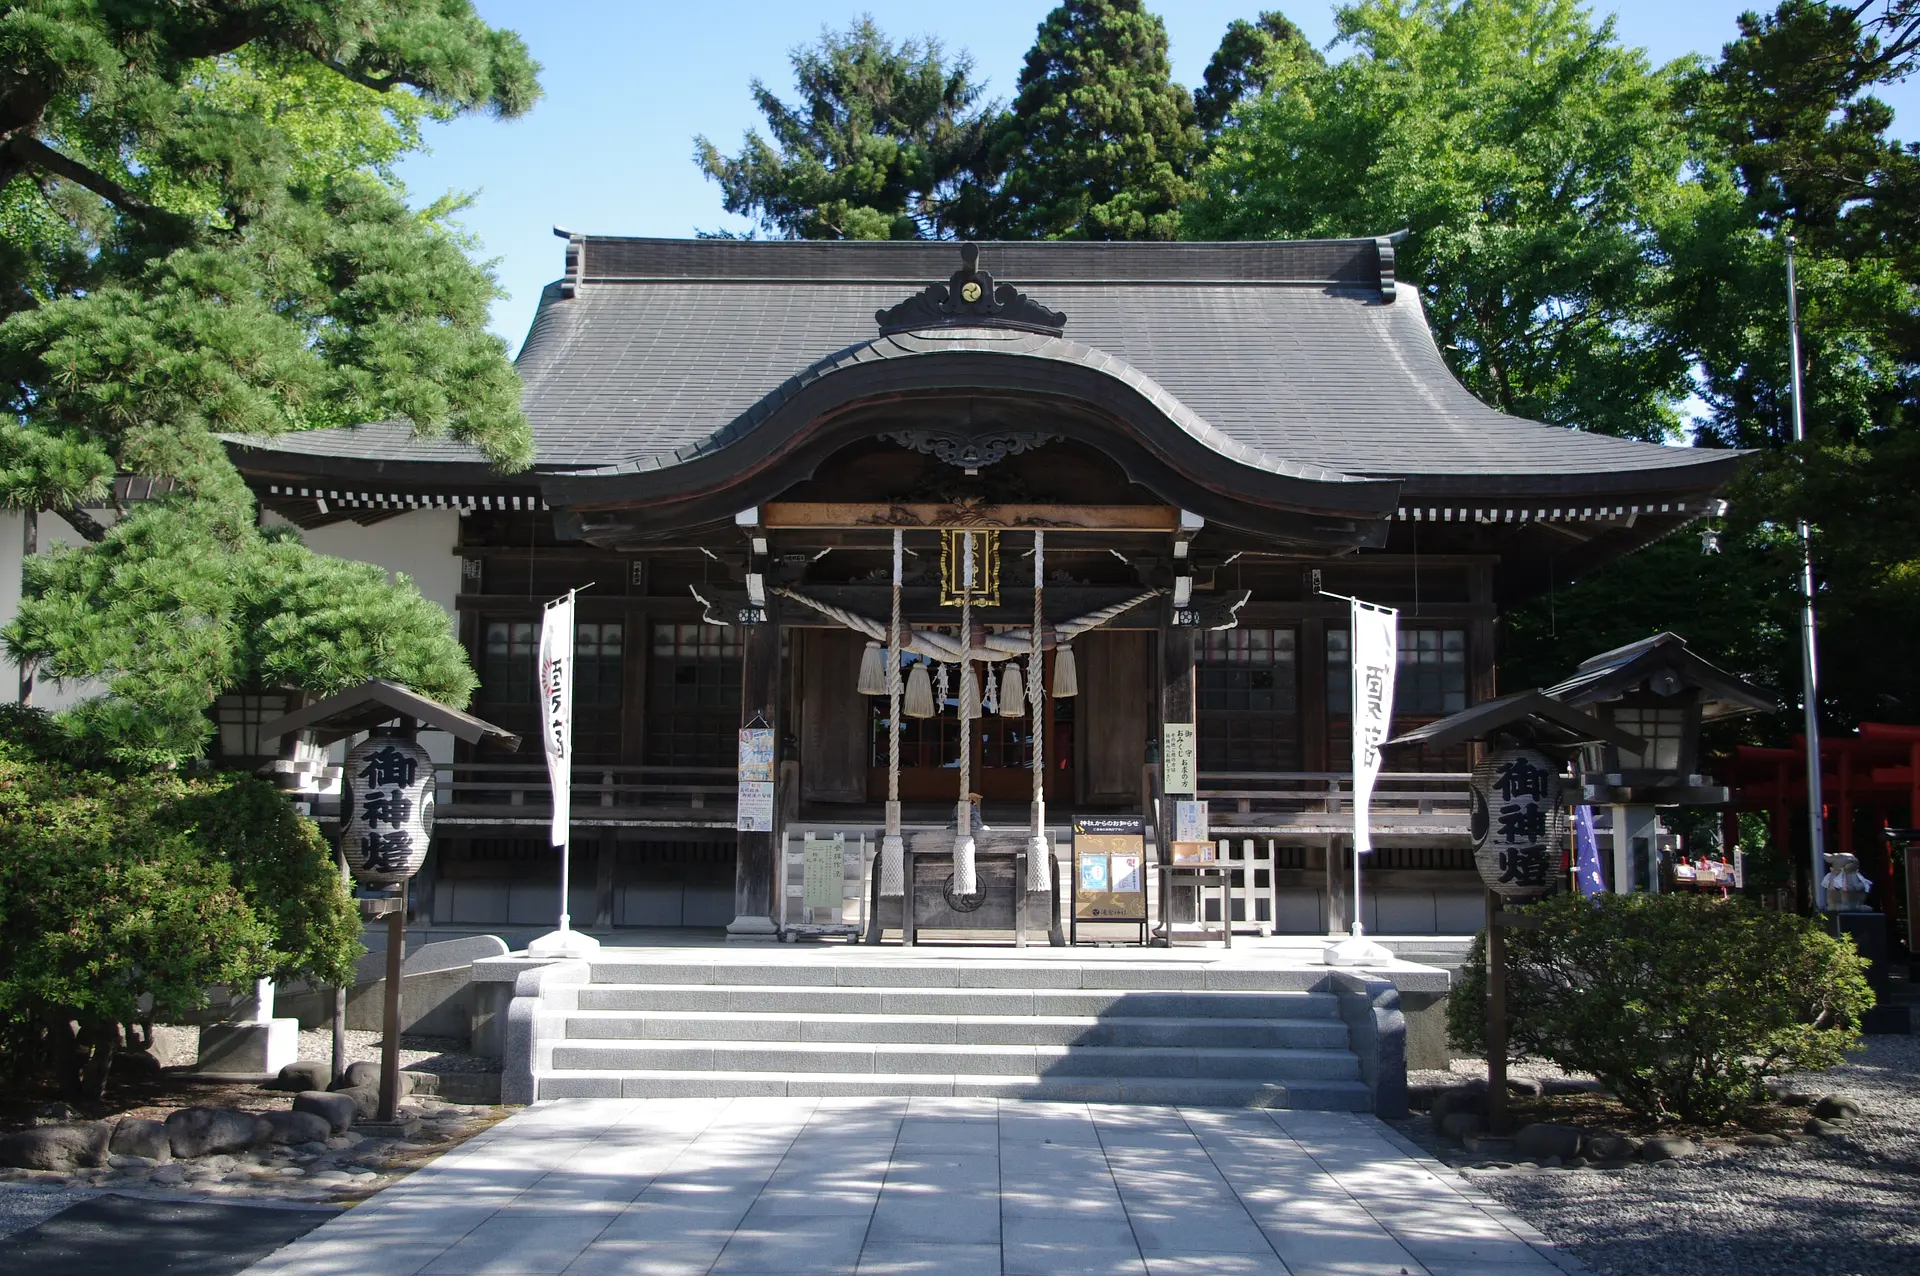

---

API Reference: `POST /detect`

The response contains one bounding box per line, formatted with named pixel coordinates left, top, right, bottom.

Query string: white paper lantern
left=1470, top=747, right=1567, bottom=900
left=339, top=730, right=436, bottom=885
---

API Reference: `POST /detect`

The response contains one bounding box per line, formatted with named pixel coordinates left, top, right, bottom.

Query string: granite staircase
left=520, top=957, right=1379, bottom=1110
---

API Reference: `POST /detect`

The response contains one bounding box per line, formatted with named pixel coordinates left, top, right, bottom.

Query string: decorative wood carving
left=875, top=243, right=1068, bottom=336
left=882, top=428, right=1062, bottom=468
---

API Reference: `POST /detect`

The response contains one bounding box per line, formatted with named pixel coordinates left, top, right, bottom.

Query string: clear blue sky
left=394, top=1, right=1920, bottom=354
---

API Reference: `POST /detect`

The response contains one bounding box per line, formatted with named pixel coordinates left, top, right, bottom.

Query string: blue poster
left=1079, top=855, right=1109, bottom=893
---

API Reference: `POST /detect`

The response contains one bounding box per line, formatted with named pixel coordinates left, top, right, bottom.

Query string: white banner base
left=1320, top=934, right=1396, bottom=966
left=527, top=928, right=602, bottom=957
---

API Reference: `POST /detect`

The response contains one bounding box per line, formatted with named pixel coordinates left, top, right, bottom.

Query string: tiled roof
left=239, top=236, right=1732, bottom=489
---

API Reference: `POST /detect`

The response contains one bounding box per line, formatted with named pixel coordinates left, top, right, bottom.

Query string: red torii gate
left=1722, top=721, right=1920, bottom=927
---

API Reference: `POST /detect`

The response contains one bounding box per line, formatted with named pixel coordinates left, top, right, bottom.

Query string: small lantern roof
left=1388, top=689, right=1645, bottom=753
left=258, top=679, right=521, bottom=750
left=1542, top=632, right=1773, bottom=721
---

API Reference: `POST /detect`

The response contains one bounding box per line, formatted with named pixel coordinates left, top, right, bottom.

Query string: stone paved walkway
left=240, top=1098, right=1580, bottom=1276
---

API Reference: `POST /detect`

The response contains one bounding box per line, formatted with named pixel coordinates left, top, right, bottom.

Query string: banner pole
left=529, top=587, right=599, bottom=957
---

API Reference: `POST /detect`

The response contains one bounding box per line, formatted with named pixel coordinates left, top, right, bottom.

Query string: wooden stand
left=1485, top=889, right=1508, bottom=1135
left=1155, top=864, right=1232, bottom=948
left=360, top=889, right=406, bottom=1123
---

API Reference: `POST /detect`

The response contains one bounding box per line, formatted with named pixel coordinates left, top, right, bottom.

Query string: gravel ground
left=153, top=1025, right=497, bottom=1074
left=0, top=1185, right=92, bottom=1242
left=1457, top=1033, right=1920, bottom=1276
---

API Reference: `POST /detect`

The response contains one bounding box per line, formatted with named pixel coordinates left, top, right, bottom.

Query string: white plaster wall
left=1, top=508, right=116, bottom=711
left=262, top=508, right=466, bottom=768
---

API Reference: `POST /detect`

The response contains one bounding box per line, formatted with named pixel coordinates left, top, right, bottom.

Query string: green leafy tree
left=1663, top=1, right=1920, bottom=730
left=1448, top=892, right=1871, bottom=1124
left=0, top=707, right=358, bottom=1101
left=695, top=18, right=999, bottom=240
left=1188, top=0, right=1697, bottom=441
left=1194, top=11, right=1321, bottom=134
left=0, top=2, right=539, bottom=760
left=991, top=0, right=1202, bottom=240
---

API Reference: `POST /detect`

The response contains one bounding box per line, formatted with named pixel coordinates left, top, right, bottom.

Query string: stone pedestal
left=197, top=1018, right=299, bottom=1077
left=196, top=975, right=299, bottom=1076
left=1835, top=911, right=1912, bottom=1034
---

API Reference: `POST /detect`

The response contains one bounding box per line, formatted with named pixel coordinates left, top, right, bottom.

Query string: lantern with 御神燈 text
left=340, top=729, right=435, bottom=885
left=1471, top=747, right=1568, bottom=900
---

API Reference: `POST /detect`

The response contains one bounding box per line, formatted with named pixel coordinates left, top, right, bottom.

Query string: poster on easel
left=1072, top=814, right=1148, bottom=943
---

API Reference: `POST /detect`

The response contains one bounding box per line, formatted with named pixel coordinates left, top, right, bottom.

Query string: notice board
left=1072, top=814, right=1148, bottom=943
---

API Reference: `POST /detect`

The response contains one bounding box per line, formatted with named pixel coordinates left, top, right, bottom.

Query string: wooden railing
left=431, top=761, right=736, bottom=825
left=1195, top=770, right=1472, bottom=838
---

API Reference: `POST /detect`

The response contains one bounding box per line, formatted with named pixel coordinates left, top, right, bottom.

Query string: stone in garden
left=1802, top=1117, right=1845, bottom=1137
left=1506, top=1076, right=1544, bottom=1098
left=272, top=1060, right=331, bottom=1093
left=1440, top=1112, right=1486, bottom=1140
left=1737, top=1133, right=1788, bottom=1147
left=1430, top=1086, right=1488, bottom=1122
left=293, top=1090, right=358, bottom=1134
left=1639, top=1136, right=1697, bottom=1161
left=1767, top=1083, right=1817, bottom=1106
left=0, top=1122, right=111, bottom=1171
left=1565, top=1156, right=1589, bottom=1169
left=264, top=1110, right=333, bottom=1145
left=165, top=1107, right=270, bottom=1159
left=109, top=1154, right=160, bottom=1169
left=31, top=1101, right=79, bottom=1126
left=1585, top=1134, right=1640, bottom=1161
left=336, top=1060, right=415, bottom=1097
left=1514, top=1123, right=1584, bottom=1161
left=1812, top=1095, right=1861, bottom=1121
left=109, top=1116, right=172, bottom=1162
left=337, top=1086, right=382, bottom=1119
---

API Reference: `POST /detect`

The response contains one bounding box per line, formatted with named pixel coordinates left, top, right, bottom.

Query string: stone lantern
left=1544, top=634, right=1772, bottom=892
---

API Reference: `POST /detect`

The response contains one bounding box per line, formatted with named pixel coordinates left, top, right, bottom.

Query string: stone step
left=563, top=1010, right=1352, bottom=1050
left=536, top=1069, right=1375, bottom=1110
left=583, top=960, right=1331, bottom=993
left=548, top=1040, right=1362, bottom=1081
left=574, top=984, right=1341, bottom=1020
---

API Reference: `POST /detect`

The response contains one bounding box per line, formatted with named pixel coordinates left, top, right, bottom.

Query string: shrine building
left=221, top=234, right=1737, bottom=941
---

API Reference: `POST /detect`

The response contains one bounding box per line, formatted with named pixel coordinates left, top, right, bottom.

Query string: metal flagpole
left=1786, top=236, right=1828, bottom=911
left=1319, top=590, right=1398, bottom=965
left=529, top=586, right=600, bottom=955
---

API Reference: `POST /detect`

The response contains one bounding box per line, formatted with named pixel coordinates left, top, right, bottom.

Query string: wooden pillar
left=1160, top=620, right=1197, bottom=924
left=594, top=828, right=616, bottom=929
left=727, top=593, right=782, bottom=939
left=1300, top=619, right=1328, bottom=772
left=1486, top=889, right=1510, bottom=1134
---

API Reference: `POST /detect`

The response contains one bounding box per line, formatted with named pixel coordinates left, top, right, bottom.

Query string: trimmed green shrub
left=1449, top=891, right=1872, bottom=1124
left=0, top=706, right=359, bottom=1100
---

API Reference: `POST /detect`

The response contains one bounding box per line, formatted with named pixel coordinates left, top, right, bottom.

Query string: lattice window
left=1198, top=628, right=1299, bottom=771
left=647, top=623, right=740, bottom=768
left=212, top=694, right=289, bottom=762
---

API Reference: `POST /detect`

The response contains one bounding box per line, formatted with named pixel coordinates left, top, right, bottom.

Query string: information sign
left=802, top=832, right=844, bottom=913
left=1072, top=815, right=1148, bottom=942
left=1162, top=723, right=1197, bottom=795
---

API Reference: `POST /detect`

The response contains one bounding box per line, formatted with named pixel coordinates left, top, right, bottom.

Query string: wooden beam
left=762, top=502, right=1180, bottom=531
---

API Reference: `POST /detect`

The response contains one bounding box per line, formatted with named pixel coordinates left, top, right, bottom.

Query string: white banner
left=1350, top=599, right=1398, bottom=857
left=538, top=591, right=575, bottom=848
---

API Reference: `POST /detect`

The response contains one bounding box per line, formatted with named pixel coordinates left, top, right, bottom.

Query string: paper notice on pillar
left=537, top=591, right=575, bottom=848
left=737, top=782, right=774, bottom=832
left=737, top=728, right=776, bottom=832
left=1349, top=598, right=1398, bottom=857
left=1162, top=723, right=1197, bottom=795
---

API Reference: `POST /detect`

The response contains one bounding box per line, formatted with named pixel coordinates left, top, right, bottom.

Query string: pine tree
left=991, top=0, right=1202, bottom=240
left=1194, top=11, right=1322, bottom=134
left=0, top=3, right=540, bottom=760
left=695, top=19, right=999, bottom=240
